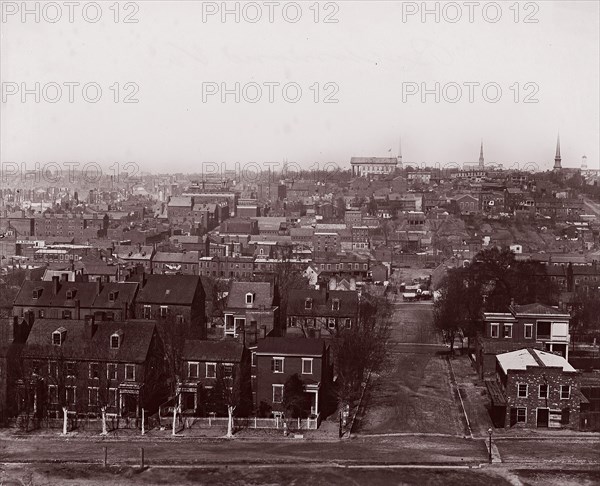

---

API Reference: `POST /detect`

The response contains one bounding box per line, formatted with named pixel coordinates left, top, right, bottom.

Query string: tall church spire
left=554, top=133, right=562, bottom=170
left=478, top=140, right=484, bottom=168
left=397, top=135, right=403, bottom=167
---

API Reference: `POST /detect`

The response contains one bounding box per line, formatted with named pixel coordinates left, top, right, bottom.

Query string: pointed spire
left=554, top=133, right=562, bottom=170
left=397, top=135, right=403, bottom=167
left=478, top=139, right=484, bottom=167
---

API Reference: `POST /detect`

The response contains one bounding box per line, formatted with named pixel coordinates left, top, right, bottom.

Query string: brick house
left=136, top=275, right=206, bottom=338
left=475, top=303, right=571, bottom=377
left=285, top=288, right=359, bottom=338
left=254, top=337, right=331, bottom=418
left=17, top=318, right=167, bottom=419
left=486, top=348, right=587, bottom=429
left=222, top=281, right=279, bottom=346
left=177, top=339, right=248, bottom=415
left=13, top=277, right=138, bottom=322
left=152, top=251, right=200, bottom=275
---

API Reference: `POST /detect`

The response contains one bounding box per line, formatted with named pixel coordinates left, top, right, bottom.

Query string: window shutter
left=271, top=359, right=275, bottom=371
left=510, top=408, right=517, bottom=427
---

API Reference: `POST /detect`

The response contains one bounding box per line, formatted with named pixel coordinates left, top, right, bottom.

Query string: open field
left=356, top=302, right=466, bottom=436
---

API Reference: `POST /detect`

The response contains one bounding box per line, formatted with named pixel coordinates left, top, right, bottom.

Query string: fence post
left=141, top=409, right=145, bottom=435
left=298, top=417, right=300, bottom=429
left=254, top=417, right=257, bottom=429
left=103, top=446, right=107, bottom=467
left=140, top=447, right=144, bottom=469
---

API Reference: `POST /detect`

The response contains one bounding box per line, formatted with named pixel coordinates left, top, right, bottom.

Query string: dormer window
left=246, top=293, right=254, bottom=305
left=32, top=289, right=42, bottom=299
left=110, top=331, right=122, bottom=349
left=305, top=298, right=313, bottom=310
left=66, top=289, right=76, bottom=299
left=332, top=299, right=340, bottom=311
left=52, top=327, right=67, bottom=346
left=108, top=291, right=118, bottom=302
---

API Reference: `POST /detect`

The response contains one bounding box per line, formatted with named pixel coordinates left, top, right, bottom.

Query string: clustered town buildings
left=1, top=138, right=599, bottom=432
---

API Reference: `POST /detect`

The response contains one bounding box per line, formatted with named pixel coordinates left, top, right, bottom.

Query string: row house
left=136, top=274, right=206, bottom=338
left=152, top=251, right=200, bottom=275
left=486, top=348, right=586, bottom=429
left=17, top=318, right=167, bottom=419
left=311, top=255, right=371, bottom=279
left=33, top=213, right=86, bottom=239
left=351, top=226, right=370, bottom=250
left=285, top=288, right=359, bottom=338
left=198, top=255, right=255, bottom=279
left=222, top=281, right=279, bottom=346
left=13, top=277, right=138, bottom=322
left=254, top=337, right=332, bottom=417
left=178, top=339, right=248, bottom=415
left=535, top=197, right=584, bottom=221
left=476, top=303, right=571, bottom=377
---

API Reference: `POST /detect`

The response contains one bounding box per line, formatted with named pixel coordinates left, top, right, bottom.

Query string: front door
left=121, top=393, right=138, bottom=418
left=537, top=408, right=549, bottom=427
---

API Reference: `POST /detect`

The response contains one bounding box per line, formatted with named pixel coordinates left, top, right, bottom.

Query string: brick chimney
left=84, top=315, right=97, bottom=338
left=52, top=275, right=60, bottom=295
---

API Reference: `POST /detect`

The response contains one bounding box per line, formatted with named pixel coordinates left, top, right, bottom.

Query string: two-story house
left=486, top=348, right=586, bottom=429
left=177, top=339, right=248, bottom=415
left=136, top=275, right=206, bottom=338
left=254, top=337, right=331, bottom=419
left=475, top=303, right=571, bottom=377
left=18, top=318, right=167, bottom=420
left=285, top=288, right=359, bottom=338
left=222, top=281, right=279, bottom=347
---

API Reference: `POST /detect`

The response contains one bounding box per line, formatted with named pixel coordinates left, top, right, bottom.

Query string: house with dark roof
left=222, top=281, right=279, bottom=346
left=475, top=302, right=571, bottom=377
left=13, top=277, right=138, bottom=322
left=285, top=288, right=359, bottom=338
left=254, top=337, right=331, bottom=419
left=177, top=339, right=248, bottom=415
left=17, top=318, right=168, bottom=420
left=152, top=251, right=200, bottom=275
left=136, top=275, right=206, bottom=337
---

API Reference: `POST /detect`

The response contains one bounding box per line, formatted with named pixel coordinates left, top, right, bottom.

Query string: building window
left=143, top=305, right=151, bottom=319
left=160, top=306, right=168, bottom=318
left=66, top=362, right=76, bottom=378
left=125, top=364, right=135, bottom=381
left=188, top=362, right=199, bottom=379
left=271, top=357, right=284, bottom=373
left=52, top=331, right=63, bottom=346
left=246, top=293, right=254, bottom=305
left=110, top=334, right=120, bottom=349
left=516, top=407, right=526, bottom=423
left=39, top=310, right=45, bottom=318
left=524, top=324, right=533, bottom=339
left=503, top=324, right=513, bottom=338
left=108, top=291, right=117, bottom=302
left=490, top=323, right=499, bottom=338
left=48, top=361, right=58, bottom=378
left=345, top=318, right=352, bottom=329
left=251, top=352, right=256, bottom=367
left=62, top=310, right=72, bottom=320
left=328, top=318, right=336, bottom=329
left=206, top=362, right=217, bottom=379
left=272, top=385, right=284, bottom=403
left=302, top=358, right=313, bottom=375
left=88, top=387, right=99, bottom=407
left=89, top=363, right=99, bottom=380
left=66, top=386, right=76, bottom=405
left=517, top=383, right=528, bottom=398
left=560, top=385, right=571, bottom=399
left=332, top=299, right=340, bottom=311
left=48, top=385, right=58, bottom=404
left=305, top=298, right=313, bottom=310
left=107, top=363, right=117, bottom=380
left=539, top=384, right=549, bottom=399
left=109, top=388, right=118, bottom=407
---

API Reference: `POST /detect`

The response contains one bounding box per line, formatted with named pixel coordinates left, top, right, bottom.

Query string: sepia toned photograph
left=0, top=1, right=599, bottom=484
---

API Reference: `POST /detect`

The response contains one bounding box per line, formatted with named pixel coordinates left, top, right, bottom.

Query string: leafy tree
left=283, top=374, right=311, bottom=419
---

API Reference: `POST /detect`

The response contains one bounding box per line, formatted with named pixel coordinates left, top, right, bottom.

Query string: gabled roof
left=287, top=288, right=358, bottom=317
left=226, top=281, right=274, bottom=309
left=137, top=275, right=203, bottom=305
left=22, top=319, right=155, bottom=363
left=256, top=337, right=325, bottom=357
left=182, top=339, right=244, bottom=362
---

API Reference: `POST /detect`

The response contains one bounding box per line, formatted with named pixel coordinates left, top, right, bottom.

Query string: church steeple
left=478, top=140, right=484, bottom=168
left=554, top=133, right=562, bottom=171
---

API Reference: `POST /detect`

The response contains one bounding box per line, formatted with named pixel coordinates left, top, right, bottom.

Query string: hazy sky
left=1, top=0, right=598, bottom=174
